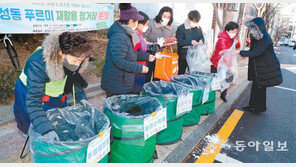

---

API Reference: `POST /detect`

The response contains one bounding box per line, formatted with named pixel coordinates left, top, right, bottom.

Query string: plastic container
left=104, top=95, right=163, bottom=163
left=142, top=81, right=190, bottom=145
left=171, top=74, right=208, bottom=126
left=29, top=104, right=110, bottom=163
left=191, top=72, right=217, bottom=115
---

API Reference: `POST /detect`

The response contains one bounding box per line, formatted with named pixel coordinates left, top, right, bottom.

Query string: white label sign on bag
left=202, top=85, right=210, bottom=104
left=86, top=127, right=111, bottom=163
left=176, top=93, right=193, bottom=116
left=143, top=107, right=167, bottom=140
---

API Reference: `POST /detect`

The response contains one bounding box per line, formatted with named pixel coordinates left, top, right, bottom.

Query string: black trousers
left=178, top=58, right=188, bottom=75
left=249, top=81, right=267, bottom=109
left=145, top=61, right=160, bottom=83
left=211, top=65, right=227, bottom=97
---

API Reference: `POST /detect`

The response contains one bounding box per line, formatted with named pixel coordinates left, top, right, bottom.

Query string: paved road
left=185, top=46, right=296, bottom=163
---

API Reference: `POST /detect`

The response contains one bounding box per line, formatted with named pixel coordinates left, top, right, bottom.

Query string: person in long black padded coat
left=238, top=17, right=283, bottom=114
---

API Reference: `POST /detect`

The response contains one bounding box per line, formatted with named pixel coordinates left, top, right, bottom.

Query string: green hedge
left=0, top=66, right=20, bottom=104
left=94, top=59, right=105, bottom=77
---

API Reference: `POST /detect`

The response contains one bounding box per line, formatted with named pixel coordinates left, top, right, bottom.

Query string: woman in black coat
left=238, top=17, right=283, bottom=114
left=176, top=10, right=205, bottom=75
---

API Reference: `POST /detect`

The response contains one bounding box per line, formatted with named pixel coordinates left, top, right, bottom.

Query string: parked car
left=282, top=38, right=290, bottom=46
left=288, top=39, right=296, bottom=47
left=279, top=37, right=285, bottom=46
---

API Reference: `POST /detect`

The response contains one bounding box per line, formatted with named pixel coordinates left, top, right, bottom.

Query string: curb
left=0, top=105, right=14, bottom=125
left=68, top=89, right=105, bottom=106
left=163, top=79, right=250, bottom=163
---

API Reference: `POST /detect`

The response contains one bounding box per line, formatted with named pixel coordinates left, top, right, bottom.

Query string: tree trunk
left=212, top=3, right=223, bottom=31
left=237, top=3, right=245, bottom=26
left=222, top=3, right=228, bottom=28
left=237, top=3, right=246, bottom=49
left=264, top=4, right=272, bottom=32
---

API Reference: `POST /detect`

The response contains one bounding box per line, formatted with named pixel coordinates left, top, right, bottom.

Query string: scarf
left=121, top=24, right=141, bottom=52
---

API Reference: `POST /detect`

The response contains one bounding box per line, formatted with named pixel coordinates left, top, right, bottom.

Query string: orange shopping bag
left=154, top=46, right=179, bottom=81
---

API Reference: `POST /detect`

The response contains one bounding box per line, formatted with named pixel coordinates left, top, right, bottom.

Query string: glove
left=80, top=99, right=90, bottom=110
left=157, top=37, right=165, bottom=48
left=147, top=44, right=160, bottom=55
left=43, top=130, right=60, bottom=141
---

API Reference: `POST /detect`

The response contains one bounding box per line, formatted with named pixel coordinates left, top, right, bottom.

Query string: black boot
left=220, top=89, right=227, bottom=102
left=249, top=108, right=261, bottom=115
left=257, top=107, right=267, bottom=113
left=243, top=106, right=264, bottom=115
left=242, top=106, right=253, bottom=111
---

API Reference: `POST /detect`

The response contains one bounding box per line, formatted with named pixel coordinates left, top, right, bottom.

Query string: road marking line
left=215, top=153, right=243, bottom=163
left=274, top=86, right=296, bottom=93
left=195, top=109, right=244, bottom=163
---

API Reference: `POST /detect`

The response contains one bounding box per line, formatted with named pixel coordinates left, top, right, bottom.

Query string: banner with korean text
left=0, top=3, right=114, bottom=34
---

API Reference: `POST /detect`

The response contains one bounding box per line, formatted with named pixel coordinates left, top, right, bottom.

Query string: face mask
left=161, top=18, right=169, bottom=26
left=142, top=26, right=148, bottom=33
left=190, top=21, right=198, bottom=28
left=63, top=58, right=80, bottom=72
left=132, top=22, right=138, bottom=30
left=228, top=33, right=236, bottom=38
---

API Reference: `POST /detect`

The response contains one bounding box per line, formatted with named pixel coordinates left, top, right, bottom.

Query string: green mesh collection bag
left=142, top=81, right=190, bottom=145
left=29, top=104, right=110, bottom=163
left=201, top=90, right=216, bottom=114
left=171, top=74, right=209, bottom=126
left=104, top=95, right=163, bottom=163
left=191, top=71, right=217, bottom=115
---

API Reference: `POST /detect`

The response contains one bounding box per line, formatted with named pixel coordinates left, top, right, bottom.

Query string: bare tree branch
left=253, top=3, right=267, bottom=17
left=273, top=18, right=290, bottom=45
